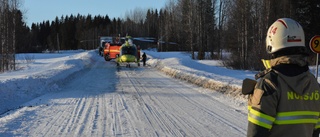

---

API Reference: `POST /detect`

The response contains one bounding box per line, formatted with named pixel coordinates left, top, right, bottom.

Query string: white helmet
left=266, top=18, right=305, bottom=54
left=128, top=39, right=133, bottom=45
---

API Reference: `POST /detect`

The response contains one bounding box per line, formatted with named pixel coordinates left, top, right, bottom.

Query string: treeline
left=1, top=0, right=320, bottom=72
left=0, top=0, right=26, bottom=72
left=23, top=11, right=159, bottom=52
left=221, top=0, right=320, bottom=70
left=151, top=0, right=320, bottom=70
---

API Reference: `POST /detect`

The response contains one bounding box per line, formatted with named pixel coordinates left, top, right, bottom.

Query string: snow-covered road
left=0, top=55, right=248, bottom=137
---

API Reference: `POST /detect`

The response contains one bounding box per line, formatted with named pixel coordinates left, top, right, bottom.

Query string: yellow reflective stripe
left=248, top=107, right=275, bottom=129
left=110, top=50, right=119, bottom=52
left=275, top=119, right=318, bottom=124
left=277, top=111, right=319, bottom=116
left=248, top=116, right=273, bottom=129
left=315, top=118, right=320, bottom=129
left=274, top=111, right=319, bottom=125
left=261, top=59, right=271, bottom=69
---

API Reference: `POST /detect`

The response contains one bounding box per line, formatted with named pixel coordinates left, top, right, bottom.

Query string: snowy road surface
left=0, top=57, right=248, bottom=137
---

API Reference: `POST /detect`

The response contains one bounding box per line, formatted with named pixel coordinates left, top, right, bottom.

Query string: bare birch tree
left=0, top=0, right=21, bottom=72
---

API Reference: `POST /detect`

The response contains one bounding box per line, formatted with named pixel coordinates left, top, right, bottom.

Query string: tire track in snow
left=59, top=97, right=83, bottom=134
left=172, top=88, right=247, bottom=135
left=33, top=97, right=78, bottom=136
left=125, top=71, right=188, bottom=136
left=118, top=68, right=247, bottom=136
left=120, top=69, right=195, bottom=136
left=145, top=71, right=247, bottom=136
left=136, top=72, right=208, bottom=136
left=158, top=73, right=247, bottom=136
left=111, top=94, right=122, bottom=136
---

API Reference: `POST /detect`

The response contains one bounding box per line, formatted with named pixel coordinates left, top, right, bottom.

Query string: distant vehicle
left=102, top=36, right=122, bottom=61
left=99, top=36, right=112, bottom=56
left=116, top=36, right=140, bottom=67
left=103, top=42, right=122, bottom=61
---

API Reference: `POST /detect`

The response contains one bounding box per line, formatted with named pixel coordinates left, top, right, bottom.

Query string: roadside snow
left=0, top=49, right=256, bottom=115
left=144, top=50, right=256, bottom=99
left=0, top=50, right=94, bottom=114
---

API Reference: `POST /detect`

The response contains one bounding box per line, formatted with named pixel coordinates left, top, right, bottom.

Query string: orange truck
left=103, top=42, right=122, bottom=61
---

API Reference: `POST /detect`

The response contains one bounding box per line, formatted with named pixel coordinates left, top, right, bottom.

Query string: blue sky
left=23, top=0, right=167, bottom=27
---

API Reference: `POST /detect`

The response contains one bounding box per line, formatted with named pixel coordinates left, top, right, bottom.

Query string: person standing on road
left=246, top=18, right=320, bottom=137
left=142, top=52, right=147, bottom=66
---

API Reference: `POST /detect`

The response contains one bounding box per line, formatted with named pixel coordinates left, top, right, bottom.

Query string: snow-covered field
left=0, top=49, right=259, bottom=136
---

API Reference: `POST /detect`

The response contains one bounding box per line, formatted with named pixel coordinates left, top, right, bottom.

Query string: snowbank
left=0, top=50, right=97, bottom=114
left=144, top=50, right=255, bottom=99
left=150, top=61, right=244, bottom=98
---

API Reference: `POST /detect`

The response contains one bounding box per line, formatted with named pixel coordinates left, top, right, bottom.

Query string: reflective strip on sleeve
left=274, top=111, right=319, bottom=125
left=315, top=118, right=320, bottom=129
left=248, top=107, right=275, bottom=129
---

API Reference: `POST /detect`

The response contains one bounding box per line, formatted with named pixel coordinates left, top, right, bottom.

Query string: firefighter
left=246, top=18, right=320, bottom=137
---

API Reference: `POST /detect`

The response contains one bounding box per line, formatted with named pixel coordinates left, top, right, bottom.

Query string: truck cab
left=103, top=42, right=122, bottom=61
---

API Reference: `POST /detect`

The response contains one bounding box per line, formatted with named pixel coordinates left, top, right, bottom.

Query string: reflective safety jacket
left=247, top=55, right=320, bottom=137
